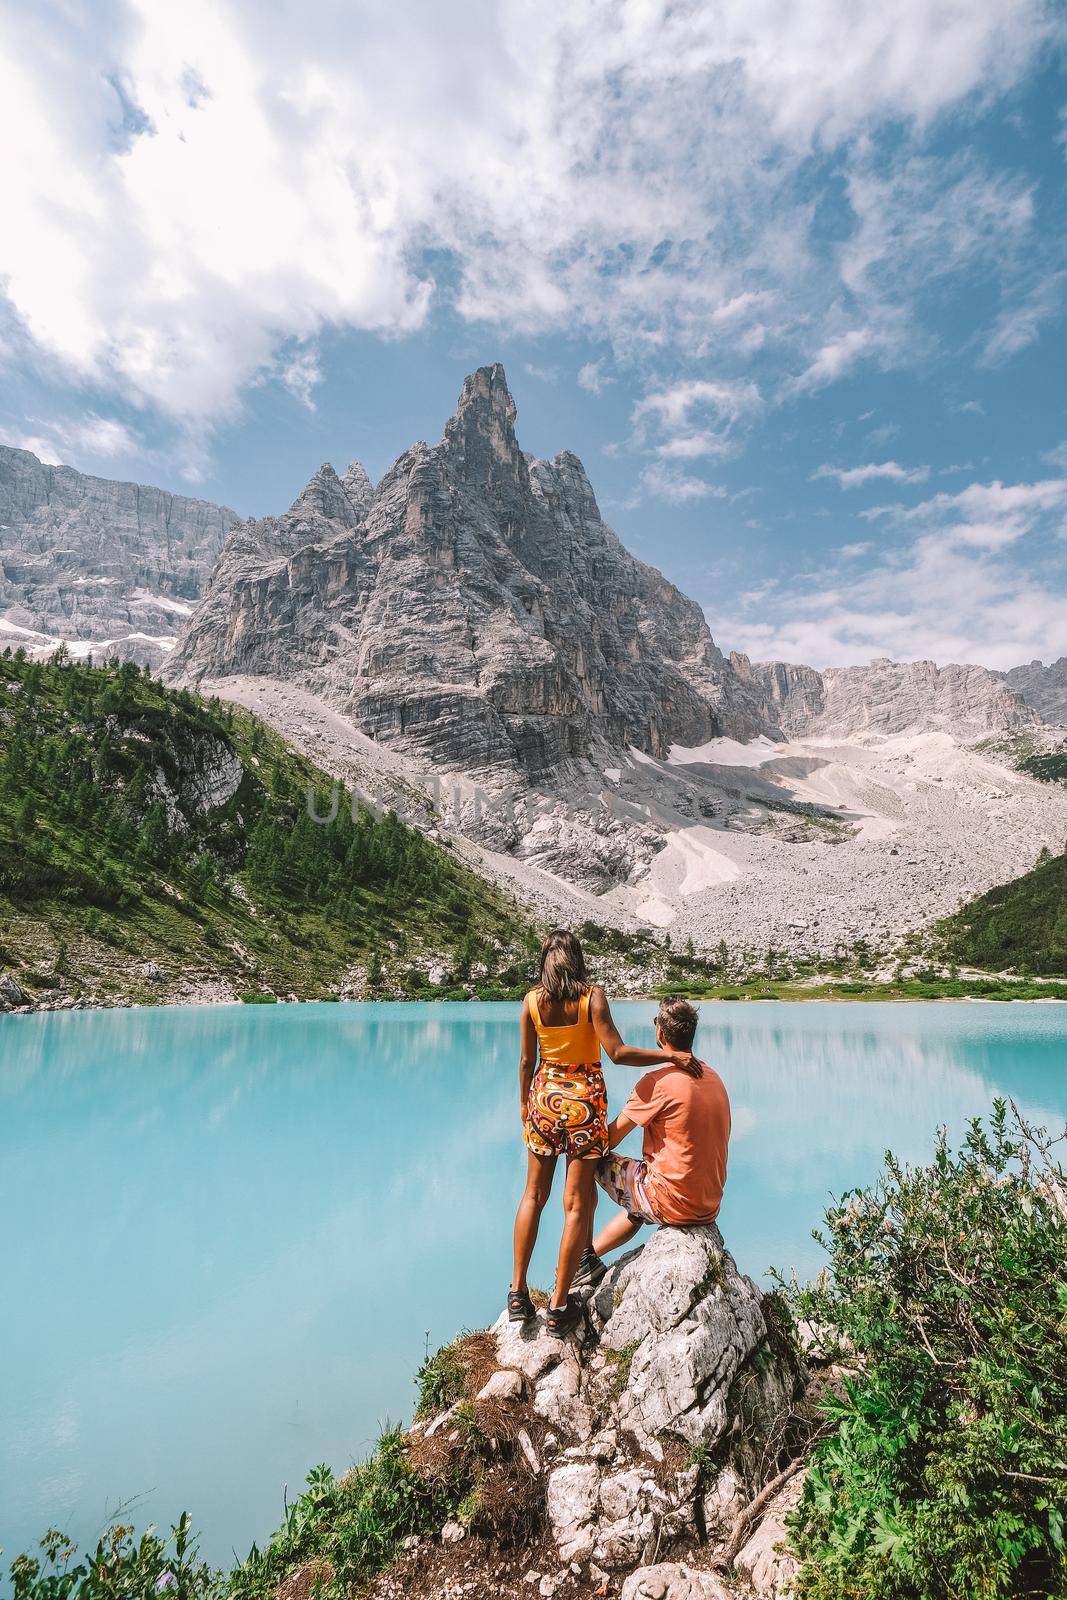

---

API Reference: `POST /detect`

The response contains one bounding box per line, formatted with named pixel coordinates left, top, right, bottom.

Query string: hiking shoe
left=572, top=1246, right=608, bottom=1291
left=507, top=1288, right=535, bottom=1322
left=545, top=1294, right=584, bottom=1338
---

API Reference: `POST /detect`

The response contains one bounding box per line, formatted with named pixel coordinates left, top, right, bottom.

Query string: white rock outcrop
left=489, top=1225, right=805, bottom=1587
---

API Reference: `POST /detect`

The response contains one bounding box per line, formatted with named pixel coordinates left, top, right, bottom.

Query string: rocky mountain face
left=164, top=363, right=1057, bottom=906
left=167, top=366, right=771, bottom=779
left=997, top=658, right=1067, bottom=725
left=733, top=652, right=1037, bottom=739
left=0, top=445, right=235, bottom=667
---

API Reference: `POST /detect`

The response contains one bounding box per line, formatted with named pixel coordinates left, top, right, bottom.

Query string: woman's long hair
left=538, top=928, right=590, bottom=1004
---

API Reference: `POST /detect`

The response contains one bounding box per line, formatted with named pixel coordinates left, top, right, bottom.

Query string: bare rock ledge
left=401, top=1224, right=810, bottom=1599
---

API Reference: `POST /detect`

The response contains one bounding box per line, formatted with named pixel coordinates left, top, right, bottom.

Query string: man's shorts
left=595, top=1153, right=664, bottom=1225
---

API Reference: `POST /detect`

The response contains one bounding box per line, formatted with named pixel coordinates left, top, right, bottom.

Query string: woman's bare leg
left=552, top=1157, right=598, bottom=1307
left=512, top=1150, right=557, bottom=1293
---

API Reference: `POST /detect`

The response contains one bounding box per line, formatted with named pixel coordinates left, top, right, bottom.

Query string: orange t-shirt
left=622, top=1063, right=731, bottom=1224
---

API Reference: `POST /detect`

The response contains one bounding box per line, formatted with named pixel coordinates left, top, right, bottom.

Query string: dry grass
left=273, top=1559, right=333, bottom=1600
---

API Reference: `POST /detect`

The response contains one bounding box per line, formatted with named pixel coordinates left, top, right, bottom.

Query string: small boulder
left=440, top=1520, right=466, bottom=1544
left=533, top=1348, right=594, bottom=1440
left=620, top=1565, right=732, bottom=1600
left=494, top=1309, right=569, bottom=1383
left=0, top=972, right=26, bottom=1008
left=476, top=1367, right=526, bottom=1402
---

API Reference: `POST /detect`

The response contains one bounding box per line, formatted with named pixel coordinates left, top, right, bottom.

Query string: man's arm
left=590, top=987, right=703, bottom=1077
left=519, top=996, right=538, bottom=1116
left=607, top=1110, right=637, bottom=1150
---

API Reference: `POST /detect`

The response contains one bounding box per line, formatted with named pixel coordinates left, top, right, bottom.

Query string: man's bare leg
left=593, top=1209, right=644, bottom=1258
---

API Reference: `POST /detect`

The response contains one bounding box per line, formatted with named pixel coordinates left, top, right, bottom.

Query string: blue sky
left=2, top=0, right=1066, bottom=669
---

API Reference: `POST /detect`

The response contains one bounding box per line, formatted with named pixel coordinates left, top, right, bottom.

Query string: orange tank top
left=528, top=988, right=601, bottom=1067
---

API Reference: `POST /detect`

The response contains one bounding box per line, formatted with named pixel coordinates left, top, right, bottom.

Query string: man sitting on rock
left=573, top=997, right=731, bottom=1288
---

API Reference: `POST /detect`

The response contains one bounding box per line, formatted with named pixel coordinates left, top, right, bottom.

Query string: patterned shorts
left=524, top=1063, right=608, bottom=1160
left=595, top=1153, right=663, bottom=1225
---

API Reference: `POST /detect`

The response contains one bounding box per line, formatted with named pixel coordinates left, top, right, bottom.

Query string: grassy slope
left=0, top=652, right=533, bottom=1005
left=938, top=847, right=1067, bottom=978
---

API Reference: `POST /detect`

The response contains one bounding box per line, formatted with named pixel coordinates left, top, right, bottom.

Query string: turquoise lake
left=2, top=1000, right=1065, bottom=1572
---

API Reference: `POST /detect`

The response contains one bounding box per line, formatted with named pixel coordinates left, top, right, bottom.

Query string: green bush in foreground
left=227, top=1441, right=461, bottom=1600
left=10, top=1513, right=221, bottom=1600
left=8, top=1437, right=465, bottom=1600
left=779, top=1102, right=1067, bottom=1600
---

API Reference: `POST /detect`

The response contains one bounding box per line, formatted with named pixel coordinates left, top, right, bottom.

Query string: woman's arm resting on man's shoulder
left=590, top=986, right=704, bottom=1077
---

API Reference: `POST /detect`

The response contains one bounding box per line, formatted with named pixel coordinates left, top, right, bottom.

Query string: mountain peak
left=289, top=462, right=365, bottom=528
left=454, top=363, right=516, bottom=427
left=443, top=363, right=527, bottom=513
left=342, top=461, right=374, bottom=514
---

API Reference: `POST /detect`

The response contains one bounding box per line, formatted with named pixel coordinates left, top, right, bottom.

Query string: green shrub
left=228, top=1441, right=461, bottom=1600
left=778, top=1103, right=1067, bottom=1600
left=10, top=1513, right=221, bottom=1600
left=414, top=1339, right=467, bottom=1419
left=239, top=992, right=277, bottom=1004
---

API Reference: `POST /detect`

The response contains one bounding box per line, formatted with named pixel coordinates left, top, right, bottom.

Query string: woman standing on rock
left=509, top=928, right=699, bottom=1336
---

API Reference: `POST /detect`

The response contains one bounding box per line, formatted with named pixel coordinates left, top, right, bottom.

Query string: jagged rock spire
left=288, top=462, right=366, bottom=528
left=452, top=362, right=518, bottom=433
left=443, top=364, right=529, bottom=519
left=342, top=461, right=374, bottom=514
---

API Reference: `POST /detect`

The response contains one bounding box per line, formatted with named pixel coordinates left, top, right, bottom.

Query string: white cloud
left=715, top=473, right=1067, bottom=668
left=0, top=414, right=139, bottom=467
left=841, top=154, right=1034, bottom=303
left=655, top=432, right=735, bottom=461
left=0, top=0, right=1056, bottom=459
left=640, top=462, right=727, bottom=504
left=839, top=541, right=872, bottom=558
left=814, top=460, right=930, bottom=489
left=0, top=428, right=63, bottom=464
left=634, top=379, right=761, bottom=431
left=524, top=362, right=560, bottom=383
left=783, top=328, right=878, bottom=397
left=577, top=359, right=611, bottom=396
left=897, top=477, right=1067, bottom=548
left=955, top=399, right=985, bottom=414
left=278, top=345, right=322, bottom=410
left=980, top=270, right=1067, bottom=364
left=633, top=377, right=761, bottom=462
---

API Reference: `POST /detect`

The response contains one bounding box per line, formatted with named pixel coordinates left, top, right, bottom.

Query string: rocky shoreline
left=4, top=972, right=1067, bottom=1017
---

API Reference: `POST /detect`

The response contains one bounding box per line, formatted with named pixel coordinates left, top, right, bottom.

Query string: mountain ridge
left=0, top=443, right=236, bottom=666
left=166, top=363, right=773, bottom=777
left=1, top=380, right=1053, bottom=747
left=165, top=364, right=1045, bottom=763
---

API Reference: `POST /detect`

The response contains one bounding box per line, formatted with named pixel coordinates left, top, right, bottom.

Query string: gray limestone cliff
left=996, top=658, right=1067, bottom=725
left=166, top=365, right=772, bottom=779
left=733, top=652, right=1036, bottom=740
left=0, top=445, right=235, bottom=667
